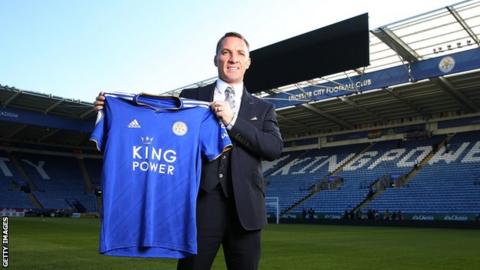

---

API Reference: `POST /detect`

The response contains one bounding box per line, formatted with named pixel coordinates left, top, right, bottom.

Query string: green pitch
left=8, top=217, right=480, bottom=270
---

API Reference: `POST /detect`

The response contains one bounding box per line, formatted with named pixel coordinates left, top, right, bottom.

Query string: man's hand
left=94, top=92, right=105, bottom=111
left=211, top=101, right=234, bottom=126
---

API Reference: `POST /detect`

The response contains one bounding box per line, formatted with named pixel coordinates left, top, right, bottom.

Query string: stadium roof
left=0, top=87, right=97, bottom=148
left=1, top=0, right=479, bottom=147
left=272, top=0, right=480, bottom=138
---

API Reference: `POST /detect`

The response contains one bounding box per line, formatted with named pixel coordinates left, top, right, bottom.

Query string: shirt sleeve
left=200, top=110, right=232, bottom=161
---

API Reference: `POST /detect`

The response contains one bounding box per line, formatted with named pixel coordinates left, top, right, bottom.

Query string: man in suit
left=177, top=32, right=283, bottom=270
left=95, top=32, right=283, bottom=270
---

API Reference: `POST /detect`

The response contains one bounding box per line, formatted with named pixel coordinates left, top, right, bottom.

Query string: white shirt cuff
left=226, top=115, right=237, bottom=130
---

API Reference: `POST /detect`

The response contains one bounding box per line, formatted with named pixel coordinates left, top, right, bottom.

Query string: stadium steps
left=280, top=143, right=374, bottom=215
left=77, top=157, right=94, bottom=193
left=9, top=154, right=41, bottom=192
left=401, top=134, right=452, bottom=184
left=352, top=135, right=451, bottom=213
left=351, top=177, right=388, bottom=214
left=27, top=193, right=43, bottom=208
left=329, top=142, right=374, bottom=175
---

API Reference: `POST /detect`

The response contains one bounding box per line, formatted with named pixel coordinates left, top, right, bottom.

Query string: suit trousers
left=177, top=186, right=261, bottom=270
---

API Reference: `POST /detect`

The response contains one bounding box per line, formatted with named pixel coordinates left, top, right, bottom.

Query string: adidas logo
left=128, top=119, right=141, bottom=128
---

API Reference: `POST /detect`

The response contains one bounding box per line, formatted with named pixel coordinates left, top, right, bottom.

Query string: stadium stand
left=264, top=130, right=480, bottom=220
left=0, top=149, right=99, bottom=212
left=266, top=144, right=368, bottom=213
left=0, top=150, right=36, bottom=209
left=365, top=131, right=480, bottom=215
left=84, top=158, right=102, bottom=187
left=299, top=136, right=447, bottom=215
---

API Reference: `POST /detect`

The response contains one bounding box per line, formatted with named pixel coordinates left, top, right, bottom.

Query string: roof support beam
left=276, top=114, right=306, bottom=128
left=39, top=129, right=61, bottom=142
left=4, top=125, right=28, bottom=139
left=165, top=77, right=216, bottom=96
left=338, top=96, right=386, bottom=122
left=383, top=87, right=431, bottom=119
left=447, top=6, right=480, bottom=46
left=264, top=89, right=277, bottom=96
left=432, top=77, right=478, bottom=113
left=371, top=28, right=420, bottom=62
left=300, top=103, right=354, bottom=129
left=80, top=107, right=97, bottom=119
left=2, top=91, right=21, bottom=107
left=353, top=68, right=364, bottom=76
left=44, top=100, right=64, bottom=114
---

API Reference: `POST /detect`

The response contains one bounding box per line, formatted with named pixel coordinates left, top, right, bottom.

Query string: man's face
left=215, top=36, right=251, bottom=84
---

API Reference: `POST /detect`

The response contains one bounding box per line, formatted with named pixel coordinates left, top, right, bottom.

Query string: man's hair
left=215, top=32, right=250, bottom=55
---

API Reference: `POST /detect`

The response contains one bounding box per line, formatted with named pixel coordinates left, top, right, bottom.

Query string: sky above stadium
left=0, top=0, right=459, bottom=103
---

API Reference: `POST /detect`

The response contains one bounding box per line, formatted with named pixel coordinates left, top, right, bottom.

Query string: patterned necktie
left=224, top=86, right=236, bottom=113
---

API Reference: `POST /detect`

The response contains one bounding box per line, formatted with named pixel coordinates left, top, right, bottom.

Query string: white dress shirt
left=214, top=79, right=243, bottom=129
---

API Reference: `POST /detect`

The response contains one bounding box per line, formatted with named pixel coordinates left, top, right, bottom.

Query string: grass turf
left=8, top=217, right=480, bottom=270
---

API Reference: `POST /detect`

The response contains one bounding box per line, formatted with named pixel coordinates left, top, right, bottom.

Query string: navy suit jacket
left=180, top=83, right=283, bottom=230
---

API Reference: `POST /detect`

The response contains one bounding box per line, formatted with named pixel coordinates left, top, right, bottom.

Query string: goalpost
left=265, top=197, right=280, bottom=224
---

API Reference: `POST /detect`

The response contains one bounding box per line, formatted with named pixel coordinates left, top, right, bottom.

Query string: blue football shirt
left=90, top=92, right=232, bottom=258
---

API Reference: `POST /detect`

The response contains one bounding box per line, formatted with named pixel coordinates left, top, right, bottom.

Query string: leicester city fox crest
left=172, top=121, right=188, bottom=136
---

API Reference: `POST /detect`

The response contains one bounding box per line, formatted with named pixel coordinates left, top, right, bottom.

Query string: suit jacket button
left=219, top=173, right=224, bottom=178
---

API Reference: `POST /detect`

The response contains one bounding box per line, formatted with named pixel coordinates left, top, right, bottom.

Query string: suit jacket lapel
left=238, top=87, right=255, bottom=121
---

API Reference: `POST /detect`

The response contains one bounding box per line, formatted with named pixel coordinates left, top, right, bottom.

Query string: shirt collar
left=215, top=79, right=243, bottom=95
